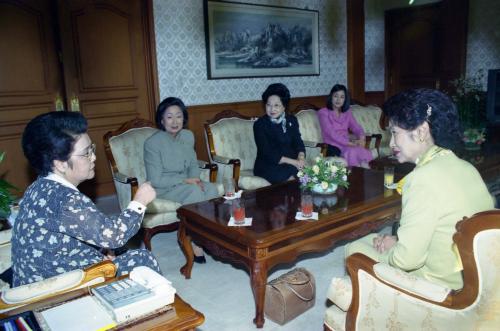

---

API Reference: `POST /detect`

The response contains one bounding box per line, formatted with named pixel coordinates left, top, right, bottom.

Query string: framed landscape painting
left=203, top=0, right=320, bottom=79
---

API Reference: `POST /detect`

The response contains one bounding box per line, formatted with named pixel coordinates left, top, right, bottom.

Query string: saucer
left=223, top=190, right=243, bottom=200
left=384, top=183, right=398, bottom=189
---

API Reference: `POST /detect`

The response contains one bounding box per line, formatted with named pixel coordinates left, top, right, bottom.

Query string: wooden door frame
left=346, top=0, right=365, bottom=103
left=142, top=0, right=160, bottom=120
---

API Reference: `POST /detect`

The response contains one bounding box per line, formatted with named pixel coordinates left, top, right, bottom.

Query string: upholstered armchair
left=0, top=260, right=116, bottom=313
left=350, top=104, right=391, bottom=158
left=104, top=118, right=219, bottom=250
left=324, top=210, right=500, bottom=331
left=204, top=110, right=270, bottom=190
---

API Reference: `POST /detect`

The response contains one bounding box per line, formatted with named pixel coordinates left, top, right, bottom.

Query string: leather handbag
left=264, top=267, right=315, bottom=325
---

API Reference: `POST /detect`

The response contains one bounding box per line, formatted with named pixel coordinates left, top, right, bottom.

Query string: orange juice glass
left=232, top=200, right=245, bottom=224
left=301, top=191, right=313, bottom=218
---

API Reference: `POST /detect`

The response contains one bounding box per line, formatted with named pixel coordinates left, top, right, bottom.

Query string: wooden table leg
left=178, top=221, right=194, bottom=279
left=250, top=260, right=268, bottom=328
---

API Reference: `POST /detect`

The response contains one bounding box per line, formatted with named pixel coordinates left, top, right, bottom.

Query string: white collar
left=45, top=172, right=79, bottom=191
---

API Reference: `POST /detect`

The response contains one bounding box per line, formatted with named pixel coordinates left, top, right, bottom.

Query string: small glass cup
left=231, top=199, right=245, bottom=224
left=223, top=178, right=236, bottom=197
left=384, top=166, right=395, bottom=187
left=301, top=191, right=313, bottom=218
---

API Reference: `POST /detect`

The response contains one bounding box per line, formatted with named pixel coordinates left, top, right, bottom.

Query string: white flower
left=103, top=229, right=113, bottom=238
left=330, top=165, right=338, bottom=173
left=312, top=165, right=320, bottom=174
left=297, top=171, right=304, bottom=177
left=315, top=156, right=321, bottom=163
left=343, top=175, right=347, bottom=181
left=321, top=181, right=329, bottom=190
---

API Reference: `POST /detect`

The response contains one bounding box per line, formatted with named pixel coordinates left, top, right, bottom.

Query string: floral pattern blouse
left=11, top=176, right=146, bottom=286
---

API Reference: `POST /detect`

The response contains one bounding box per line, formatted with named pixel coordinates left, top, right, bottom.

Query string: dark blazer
left=253, top=114, right=305, bottom=184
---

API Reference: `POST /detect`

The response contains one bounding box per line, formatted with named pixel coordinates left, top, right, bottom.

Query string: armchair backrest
left=205, top=110, right=257, bottom=171
left=104, top=119, right=157, bottom=185
left=295, top=108, right=323, bottom=144
left=351, top=104, right=391, bottom=157
left=452, top=210, right=500, bottom=329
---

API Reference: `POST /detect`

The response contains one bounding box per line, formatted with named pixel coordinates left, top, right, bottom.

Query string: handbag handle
left=271, top=281, right=314, bottom=302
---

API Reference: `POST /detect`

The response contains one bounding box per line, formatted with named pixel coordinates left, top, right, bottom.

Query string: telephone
left=91, top=267, right=176, bottom=323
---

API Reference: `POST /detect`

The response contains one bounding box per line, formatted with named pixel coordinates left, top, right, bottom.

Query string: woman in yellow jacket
left=345, top=88, right=494, bottom=290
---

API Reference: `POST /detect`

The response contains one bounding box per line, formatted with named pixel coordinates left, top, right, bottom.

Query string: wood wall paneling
left=364, top=91, right=385, bottom=108
left=0, top=0, right=63, bottom=190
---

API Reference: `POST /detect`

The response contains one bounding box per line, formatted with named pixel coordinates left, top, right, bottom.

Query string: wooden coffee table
left=177, top=167, right=401, bottom=328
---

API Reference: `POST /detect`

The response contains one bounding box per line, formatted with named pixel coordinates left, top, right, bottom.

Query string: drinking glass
left=224, top=178, right=236, bottom=197
left=301, top=191, right=313, bottom=218
left=384, top=166, right=395, bottom=187
left=231, top=199, right=245, bottom=224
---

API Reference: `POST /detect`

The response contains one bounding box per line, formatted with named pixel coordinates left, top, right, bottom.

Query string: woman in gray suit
left=144, top=97, right=218, bottom=262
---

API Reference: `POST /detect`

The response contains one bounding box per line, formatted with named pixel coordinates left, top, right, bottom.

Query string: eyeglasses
left=72, top=143, right=96, bottom=160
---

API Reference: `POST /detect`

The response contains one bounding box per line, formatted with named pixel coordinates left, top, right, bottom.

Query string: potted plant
left=450, top=70, right=487, bottom=149
left=0, top=152, right=18, bottom=220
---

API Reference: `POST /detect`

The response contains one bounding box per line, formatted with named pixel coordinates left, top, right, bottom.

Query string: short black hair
left=383, top=88, right=462, bottom=150
left=155, top=97, right=189, bottom=131
left=262, top=83, right=291, bottom=111
left=22, top=111, right=88, bottom=176
left=326, top=84, right=350, bottom=113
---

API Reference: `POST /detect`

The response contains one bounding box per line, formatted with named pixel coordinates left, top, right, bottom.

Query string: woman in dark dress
left=253, top=83, right=306, bottom=184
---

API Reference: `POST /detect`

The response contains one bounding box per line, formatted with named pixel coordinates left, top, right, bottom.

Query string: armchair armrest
left=211, top=155, right=241, bottom=187
left=373, top=263, right=451, bottom=302
left=365, top=134, right=382, bottom=157
left=0, top=261, right=116, bottom=312
left=346, top=253, right=455, bottom=315
left=113, top=171, right=138, bottom=187
left=197, top=160, right=218, bottom=183
left=303, top=140, right=328, bottom=157
left=112, top=172, right=138, bottom=210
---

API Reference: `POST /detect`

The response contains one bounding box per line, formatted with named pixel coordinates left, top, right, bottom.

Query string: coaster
left=295, top=212, right=319, bottom=221
left=223, top=190, right=244, bottom=200
left=228, top=217, right=252, bottom=226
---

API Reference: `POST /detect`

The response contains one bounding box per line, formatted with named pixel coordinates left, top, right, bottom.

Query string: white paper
left=228, top=217, right=252, bottom=226
left=223, top=190, right=244, bottom=200
left=40, top=296, right=116, bottom=331
left=384, top=183, right=398, bottom=189
left=295, top=212, right=319, bottom=221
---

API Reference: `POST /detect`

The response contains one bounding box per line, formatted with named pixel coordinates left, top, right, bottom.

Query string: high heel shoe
left=194, top=255, right=206, bottom=264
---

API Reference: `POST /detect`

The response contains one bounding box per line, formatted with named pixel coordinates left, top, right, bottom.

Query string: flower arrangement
left=450, top=70, right=486, bottom=129
left=463, top=128, right=486, bottom=146
left=297, top=157, right=349, bottom=192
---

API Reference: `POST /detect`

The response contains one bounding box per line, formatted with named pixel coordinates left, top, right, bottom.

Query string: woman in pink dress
left=317, top=84, right=373, bottom=167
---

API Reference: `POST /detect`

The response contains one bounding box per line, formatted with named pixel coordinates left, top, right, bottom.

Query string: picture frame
left=203, top=0, right=320, bottom=79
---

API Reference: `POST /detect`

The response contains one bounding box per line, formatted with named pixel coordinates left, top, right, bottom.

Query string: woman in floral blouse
left=11, top=111, right=160, bottom=286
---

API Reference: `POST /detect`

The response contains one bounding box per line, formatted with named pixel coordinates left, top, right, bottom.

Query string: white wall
left=364, top=0, right=500, bottom=91
left=153, top=0, right=347, bottom=105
